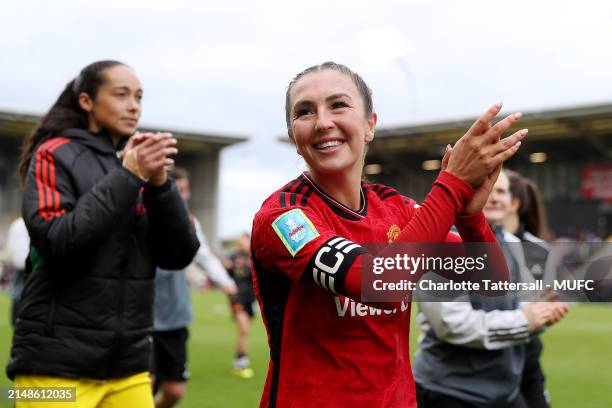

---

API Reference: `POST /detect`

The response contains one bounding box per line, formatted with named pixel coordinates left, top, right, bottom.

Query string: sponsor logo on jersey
left=286, top=217, right=306, bottom=242
left=272, top=208, right=319, bottom=256
left=334, top=296, right=410, bottom=317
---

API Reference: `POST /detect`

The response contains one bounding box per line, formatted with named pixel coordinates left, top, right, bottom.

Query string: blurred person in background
left=414, top=169, right=567, bottom=408
left=152, top=167, right=236, bottom=408
left=504, top=169, right=561, bottom=407
left=8, top=60, right=199, bottom=408
left=503, top=170, right=548, bottom=241
left=225, top=232, right=256, bottom=379
left=6, top=217, right=29, bottom=325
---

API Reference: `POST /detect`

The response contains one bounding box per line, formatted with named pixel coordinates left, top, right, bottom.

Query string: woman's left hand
left=441, top=145, right=502, bottom=214
left=464, top=164, right=502, bottom=214
left=146, top=132, right=176, bottom=186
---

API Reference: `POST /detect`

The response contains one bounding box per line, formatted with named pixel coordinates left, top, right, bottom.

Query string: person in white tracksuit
left=413, top=169, right=567, bottom=408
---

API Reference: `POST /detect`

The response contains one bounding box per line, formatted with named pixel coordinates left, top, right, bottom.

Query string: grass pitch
left=0, top=292, right=609, bottom=407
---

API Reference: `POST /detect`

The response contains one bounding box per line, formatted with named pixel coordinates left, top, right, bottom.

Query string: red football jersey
left=251, top=171, right=485, bottom=408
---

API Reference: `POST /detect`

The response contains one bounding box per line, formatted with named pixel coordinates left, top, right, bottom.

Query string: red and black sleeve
left=23, top=138, right=144, bottom=264
left=254, top=171, right=479, bottom=305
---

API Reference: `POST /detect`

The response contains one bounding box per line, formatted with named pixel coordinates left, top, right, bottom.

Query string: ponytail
left=506, top=169, right=548, bottom=239
left=18, top=79, right=86, bottom=183
left=18, top=60, right=125, bottom=183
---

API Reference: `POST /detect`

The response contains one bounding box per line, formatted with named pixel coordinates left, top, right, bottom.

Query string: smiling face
left=484, top=170, right=512, bottom=225
left=79, top=65, right=142, bottom=141
left=288, top=69, right=377, bottom=181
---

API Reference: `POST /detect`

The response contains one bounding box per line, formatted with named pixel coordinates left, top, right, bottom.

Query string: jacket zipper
left=110, top=154, right=127, bottom=376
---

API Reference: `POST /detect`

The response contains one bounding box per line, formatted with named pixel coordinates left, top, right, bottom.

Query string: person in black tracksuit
left=7, top=60, right=199, bottom=407
left=504, top=169, right=553, bottom=408
left=226, top=232, right=256, bottom=378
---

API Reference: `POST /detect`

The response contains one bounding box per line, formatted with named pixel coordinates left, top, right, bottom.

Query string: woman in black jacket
left=8, top=60, right=199, bottom=407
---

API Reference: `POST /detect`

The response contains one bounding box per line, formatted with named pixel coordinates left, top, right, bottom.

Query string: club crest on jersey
left=272, top=209, right=319, bottom=256
left=387, top=224, right=401, bottom=243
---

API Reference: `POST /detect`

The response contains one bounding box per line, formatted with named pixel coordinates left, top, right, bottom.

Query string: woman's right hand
left=522, top=301, right=568, bottom=332
left=445, top=103, right=527, bottom=188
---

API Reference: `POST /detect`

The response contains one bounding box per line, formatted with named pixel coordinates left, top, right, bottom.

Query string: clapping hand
left=122, top=132, right=178, bottom=186
left=441, top=103, right=527, bottom=214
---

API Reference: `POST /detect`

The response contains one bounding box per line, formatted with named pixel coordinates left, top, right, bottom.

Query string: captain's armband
left=305, top=236, right=366, bottom=294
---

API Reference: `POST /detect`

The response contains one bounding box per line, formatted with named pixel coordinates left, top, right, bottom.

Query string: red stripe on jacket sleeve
left=34, top=137, right=71, bottom=221
left=42, top=148, right=52, bottom=217
left=35, top=147, right=47, bottom=220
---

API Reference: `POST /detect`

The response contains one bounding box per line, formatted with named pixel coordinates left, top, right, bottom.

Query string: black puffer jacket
left=7, top=128, right=199, bottom=380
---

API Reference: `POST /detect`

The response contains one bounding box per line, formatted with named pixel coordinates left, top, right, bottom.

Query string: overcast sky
left=2, top=0, right=611, bottom=239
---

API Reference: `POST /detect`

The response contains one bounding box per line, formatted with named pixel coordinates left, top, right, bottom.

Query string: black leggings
left=520, top=337, right=550, bottom=408
left=416, top=383, right=528, bottom=408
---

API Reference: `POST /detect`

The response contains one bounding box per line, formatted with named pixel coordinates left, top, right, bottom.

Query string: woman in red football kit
left=251, top=62, right=527, bottom=408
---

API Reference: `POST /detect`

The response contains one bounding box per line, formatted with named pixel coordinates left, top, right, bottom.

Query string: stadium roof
left=370, top=102, right=612, bottom=161
left=0, top=109, right=247, bottom=152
